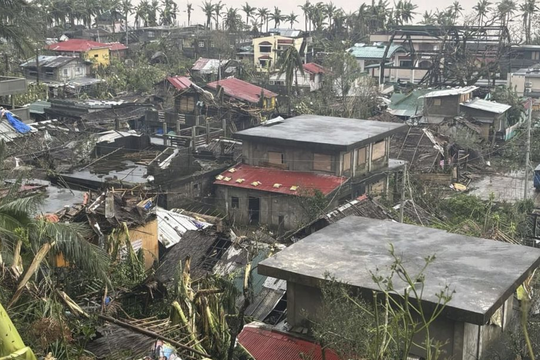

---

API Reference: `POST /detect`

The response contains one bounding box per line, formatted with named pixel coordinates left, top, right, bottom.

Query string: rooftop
left=259, top=216, right=540, bottom=325
left=422, top=86, right=478, bottom=98
left=238, top=323, right=340, bottom=360
left=460, top=98, right=511, bottom=114
left=214, top=163, right=346, bottom=196
left=20, top=55, right=84, bottom=68
left=388, top=89, right=432, bottom=118
left=167, top=76, right=193, bottom=91
left=302, top=62, right=326, bottom=74
left=234, top=114, right=407, bottom=151
left=45, top=39, right=127, bottom=52
left=191, top=57, right=228, bottom=74
left=347, top=43, right=406, bottom=59
left=206, top=77, right=277, bottom=104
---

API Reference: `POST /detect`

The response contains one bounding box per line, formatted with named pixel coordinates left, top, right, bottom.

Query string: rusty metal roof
left=191, top=57, right=228, bottom=74
left=206, top=77, right=277, bottom=103
left=238, top=324, right=340, bottom=360
left=302, top=62, right=325, bottom=74
left=214, top=163, right=347, bottom=196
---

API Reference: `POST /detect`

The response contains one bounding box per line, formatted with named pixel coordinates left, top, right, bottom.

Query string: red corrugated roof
left=278, top=39, right=294, bottom=44
left=214, top=163, right=346, bottom=196
left=206, top=77, right=277, bottom=104
left=238, top=325, right=341, bottom=360
left=46, top=39, right=110, bottom=52
left=192, top=57, right=211, bottom=71
left=105, top=42, right=128, bottom=51
left=167, top=76, right=193, bottom=90
left=303, top=62, right=326, bottom=74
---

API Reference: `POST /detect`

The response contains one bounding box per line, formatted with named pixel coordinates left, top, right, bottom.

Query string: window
left=193, top=183, right=199, bottom=189
left=400, top=60, right=413, bottom=67
left=94, top=54, right=99, bottom=58
left=268, top=151, right=284, bottom=164
left=63, top=69, right=68, bottom=75
left=231, top=196, right=239, bottom=209
left=357, top=147, right=367, bottom=166
left=259, top=59, right=269, bottom=67
left=372, top=140, right=386, bottom=161
left=198, top=41, right=205, bottom=48
left=76, top=67, right=81, bottom=74
left=147, top=31, right=155, bottom=38
left=433, top=98, right=441, bottom=106
left=259, top=45, right=272, bottom=53
left=342, top=152, right=351, bottom=172
left=313, top=153, right=332, bottom=172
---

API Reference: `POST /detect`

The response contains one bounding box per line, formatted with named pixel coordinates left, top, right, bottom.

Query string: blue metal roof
left=347, top=44, right=405, bottom=59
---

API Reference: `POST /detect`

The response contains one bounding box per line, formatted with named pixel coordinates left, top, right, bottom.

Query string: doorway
left=248, top=197, right=260, bottom=224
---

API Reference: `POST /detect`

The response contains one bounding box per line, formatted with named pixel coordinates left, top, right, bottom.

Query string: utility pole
left=399, top=163, right=407, bottom=223
left=35, top=48, right=40, bottom=86
left=525, top=97, right=533, bottom=200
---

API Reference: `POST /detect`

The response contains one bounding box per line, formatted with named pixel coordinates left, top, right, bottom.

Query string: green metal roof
left=347, top=44, right=405, bottom=60
left=388, top=89, right=431, bottom=118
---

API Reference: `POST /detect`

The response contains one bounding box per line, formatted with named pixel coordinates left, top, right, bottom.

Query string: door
left=248, top=197, right=260, bottom=224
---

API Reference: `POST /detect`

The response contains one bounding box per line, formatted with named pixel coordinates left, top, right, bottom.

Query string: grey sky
left=169, top=0, right=474, bottom=27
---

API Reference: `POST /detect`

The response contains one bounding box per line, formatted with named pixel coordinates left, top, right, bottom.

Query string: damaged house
left=214, top=115, right=407, bottom=231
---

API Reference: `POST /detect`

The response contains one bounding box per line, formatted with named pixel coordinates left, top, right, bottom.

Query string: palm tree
left=286, top=12, right=299, bottom=28
left=241, top=2, right=256, bottom=27
left=299, top=1, right=311, bottom=31
left=187, top=2, right=193, bottom=25
left=521, top=0, right=537, bottom=43
left=400, top=0, right=417, bottom=24
left=224, top=7, right=242, bottom=32
left=0, top=0, right=41, bottom=53
left=213, top=0, right=225, bottom=30
left=449, top=0, right=464, bottom=23
left=310, top=2, right=326, bottom=31
left=257, top=7, right=269, bottom=32
left=120, top=0, right=132, bottom=45
left=276, top=46, right=304, bottom=115
left=270, top=6, right=283, bottom=28
left=498, top=0, right=517, bottom=28
left=420, top=10, right=435, bottom=24
left=135, top=0, right=150, bottom=27
left=160, top=0, right=178, bottom=25
left=148, top=0, right=159, bottom=26
left=473, top=0, right=492, bottom=26
left=325, top=2, right=337, bottom=29
left=200, top=0, right=214, bottom=29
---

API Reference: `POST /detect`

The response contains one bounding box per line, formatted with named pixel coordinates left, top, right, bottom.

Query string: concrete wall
left=215, top=186, right=315, bottom=231
left=287, top=281, right=323, bottom=326
left=0, top=76, right=27, bottom=96
left=252, top=35, right=303, bottom=71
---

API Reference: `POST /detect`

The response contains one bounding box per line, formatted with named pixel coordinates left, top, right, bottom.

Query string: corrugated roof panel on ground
left=206, top=77, right=277, bottom=104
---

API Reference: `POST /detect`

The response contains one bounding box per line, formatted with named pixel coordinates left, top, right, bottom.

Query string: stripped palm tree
left=286, top=12, right=299, bottom=28
left=277, top=45, right=304, bottom=115
left=270, top=6, right=283, bottom=28
left=213, top=0, right=225, bottom=30
left=299, top=0, right=311, bottom=31
left=521, top=0, right=537, bottom=44
left=200, top=0, right=214, bottom=29
left=257, top=7, right=269, bottom=32
left=186, top=2, right=193, bottom=25
left=241, top=2, right=256, bottom=27
left=473, top=0, right=492, bottom=27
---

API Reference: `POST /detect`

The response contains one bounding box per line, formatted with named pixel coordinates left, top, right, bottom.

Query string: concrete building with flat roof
left=214, top=115, right=407, bottom=231
left=259, top=216, right=540, bottom=360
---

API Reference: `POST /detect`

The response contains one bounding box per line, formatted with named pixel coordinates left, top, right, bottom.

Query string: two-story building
left=347, top=43, right=408, bottom=84
left=259, top=216, right=540, bottom=360
left=252, top=34, right=304, bottom=71
left=214, top=115, right=407, bottom=231
left=20, top=55, right=91, bottom=83
left=45, top=39, right=128, bottom=67
left=268, top=62, right=326, bottom=92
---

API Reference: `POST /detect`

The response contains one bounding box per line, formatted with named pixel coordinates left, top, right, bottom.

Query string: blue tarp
left=5, top=112, right=31, bottom=134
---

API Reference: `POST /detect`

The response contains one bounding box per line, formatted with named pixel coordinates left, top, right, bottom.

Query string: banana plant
left=0, top=301, right=37, bottom=360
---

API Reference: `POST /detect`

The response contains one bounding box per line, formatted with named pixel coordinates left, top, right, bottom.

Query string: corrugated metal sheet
left=303, top=62, right=325, bottom=74
left=157, top=207, right=211, bottom=248
left=460, top=98, right=511, bottom=114
left=21, top=55, right=79, bottom=68
left=214, top=163, right=347, bottom=196
left=206, top=77, right=277, bottom=104
left=347, top=43, right=405, bottom=59
left=238, top=324, right=340, bottom=360
left=167, top=76, right=193, bottom=91
left=191, top=58, right=228, bottom=74
left=422, top=86, right=477, bottom=98
left=46, top=39, right=109, bottom=52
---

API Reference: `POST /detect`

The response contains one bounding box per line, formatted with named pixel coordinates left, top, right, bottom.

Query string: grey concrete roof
left=234, top=115, right=407, bottom=151
left=258, top=216, right=540, bottom=325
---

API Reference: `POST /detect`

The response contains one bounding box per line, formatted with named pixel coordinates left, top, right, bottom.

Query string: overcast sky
left=173, top=0, right=475, bottom=27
